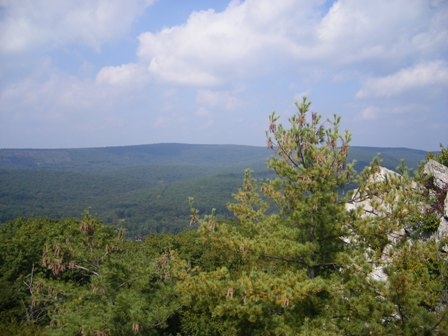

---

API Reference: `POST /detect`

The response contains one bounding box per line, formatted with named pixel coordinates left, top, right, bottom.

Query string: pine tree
left=30, top=213, right=188, bottom=335
left=178, top=98, right=448, bottom=335
left=178, top=98, right=357, bottom=334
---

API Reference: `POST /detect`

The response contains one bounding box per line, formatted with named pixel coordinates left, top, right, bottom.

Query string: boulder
left=424, top=160, right=448, bottom=251
left=346, top=163, right=448, bottom=281
left=445, top=190, right=448, bottom=219
left=346, top=166, right=403, bottom=218
left=437, top=190, right=448, bottom=253
left=423, top=159, right=448, bottom=190
left=438, top=216, right=448, bottom=253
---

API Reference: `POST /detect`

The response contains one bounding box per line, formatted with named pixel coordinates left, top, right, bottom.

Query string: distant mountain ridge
left=0, top=143, right=430, bottom=236
left=0, top=143, right=429, bottom=171
left=0, top=143, right=270, bottom=171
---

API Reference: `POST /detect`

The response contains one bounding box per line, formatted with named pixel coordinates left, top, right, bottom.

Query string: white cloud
left=356, top=60, right=448, bottom=98
left=137, top=0, right=319, bottom=86
left=0, top=67, right=161, bottom=147
left=314, top=0, right=425, bottom=63
left=96, top=63, right=149, bottom=87
left=192, top=89, right=242, bottom=127
left=146, top=55, right=222, bottom=86
left=196, top=89, right=242, bottom=111
left=1, top=0, right=447, bottom=149
left=359, top=106, right=379, bottom=120
left=0, top=0, right=154, bottom=53
left=0, top=65, right=151, bottom=125
left=134, top=0, right=448, bottom=88
left=153, top=115, right=171, bottom=128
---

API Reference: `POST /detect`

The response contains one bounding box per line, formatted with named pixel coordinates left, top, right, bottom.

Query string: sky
left=0, top=0, right=447, bottom=150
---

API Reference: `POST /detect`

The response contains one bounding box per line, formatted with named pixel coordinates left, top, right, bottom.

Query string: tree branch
left=72, top=264, right=100, bottom=277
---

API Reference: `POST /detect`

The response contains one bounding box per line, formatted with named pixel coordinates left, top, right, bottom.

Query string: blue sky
left=0, top=0, right=447, bottom=150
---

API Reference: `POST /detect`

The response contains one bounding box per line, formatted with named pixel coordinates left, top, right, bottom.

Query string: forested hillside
left=0, top=143, right=271, bottom=170
left=0, top=144, right=428, bottom=237
left=1, top=99, right=446, bottom=335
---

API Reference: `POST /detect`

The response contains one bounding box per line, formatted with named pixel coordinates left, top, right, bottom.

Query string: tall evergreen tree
left=178, top=98, right=358, bottom=334
left=178, top=98, right=448, bottom=335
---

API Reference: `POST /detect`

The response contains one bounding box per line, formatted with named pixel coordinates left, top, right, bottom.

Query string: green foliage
left=0, top=322, right=44, bottom=336
left=176, top=98, right=356, bottom=334
left=177, top=98, right=448, bottom=335
left=0, top=215, right=188, bottom=335
left=1, top=99, right=446, bottom=335
left=0, top=166, right=264, bottom=237
left=419, top=143, right=448, bottom=232
left=0, top=217, right=71, bottom=325
left=264, top=97, right=356, bottom=277
left=31, top=214, right=189, bottom=335
left=1, top=144, right=426, bottom=237
left=427, top=143, right=448, bottom=167
left=386, top=240, right=448, bottom=334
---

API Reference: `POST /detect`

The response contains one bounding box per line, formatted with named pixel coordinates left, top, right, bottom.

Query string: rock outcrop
left=346, top=166, right=401, bottom=217
left=346, top=160, right=448, bottom=281
left=424, top=159, right=448, bottom=190
left=424, top=159, right=448, bottom=251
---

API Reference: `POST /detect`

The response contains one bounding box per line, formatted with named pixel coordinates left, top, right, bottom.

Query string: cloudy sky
left=0, top=0, right=447, bottom=150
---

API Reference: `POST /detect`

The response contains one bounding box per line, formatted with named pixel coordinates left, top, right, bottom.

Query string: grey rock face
left=346, top=161, right=448, bottom=281
left=438, top=216, right=448, bottom=253
left=424, top=159, right=448, bottom=190
left=346, top=166, right=399, bottom=217
left=445, top=190, right=448, bottom=219
left=424, top=160, right=448, bottom=251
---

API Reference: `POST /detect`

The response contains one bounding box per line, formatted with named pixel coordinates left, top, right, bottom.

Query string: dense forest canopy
left=0, top=143, right=428, bottom=238
left=0, top=98, right=447, bottom=335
